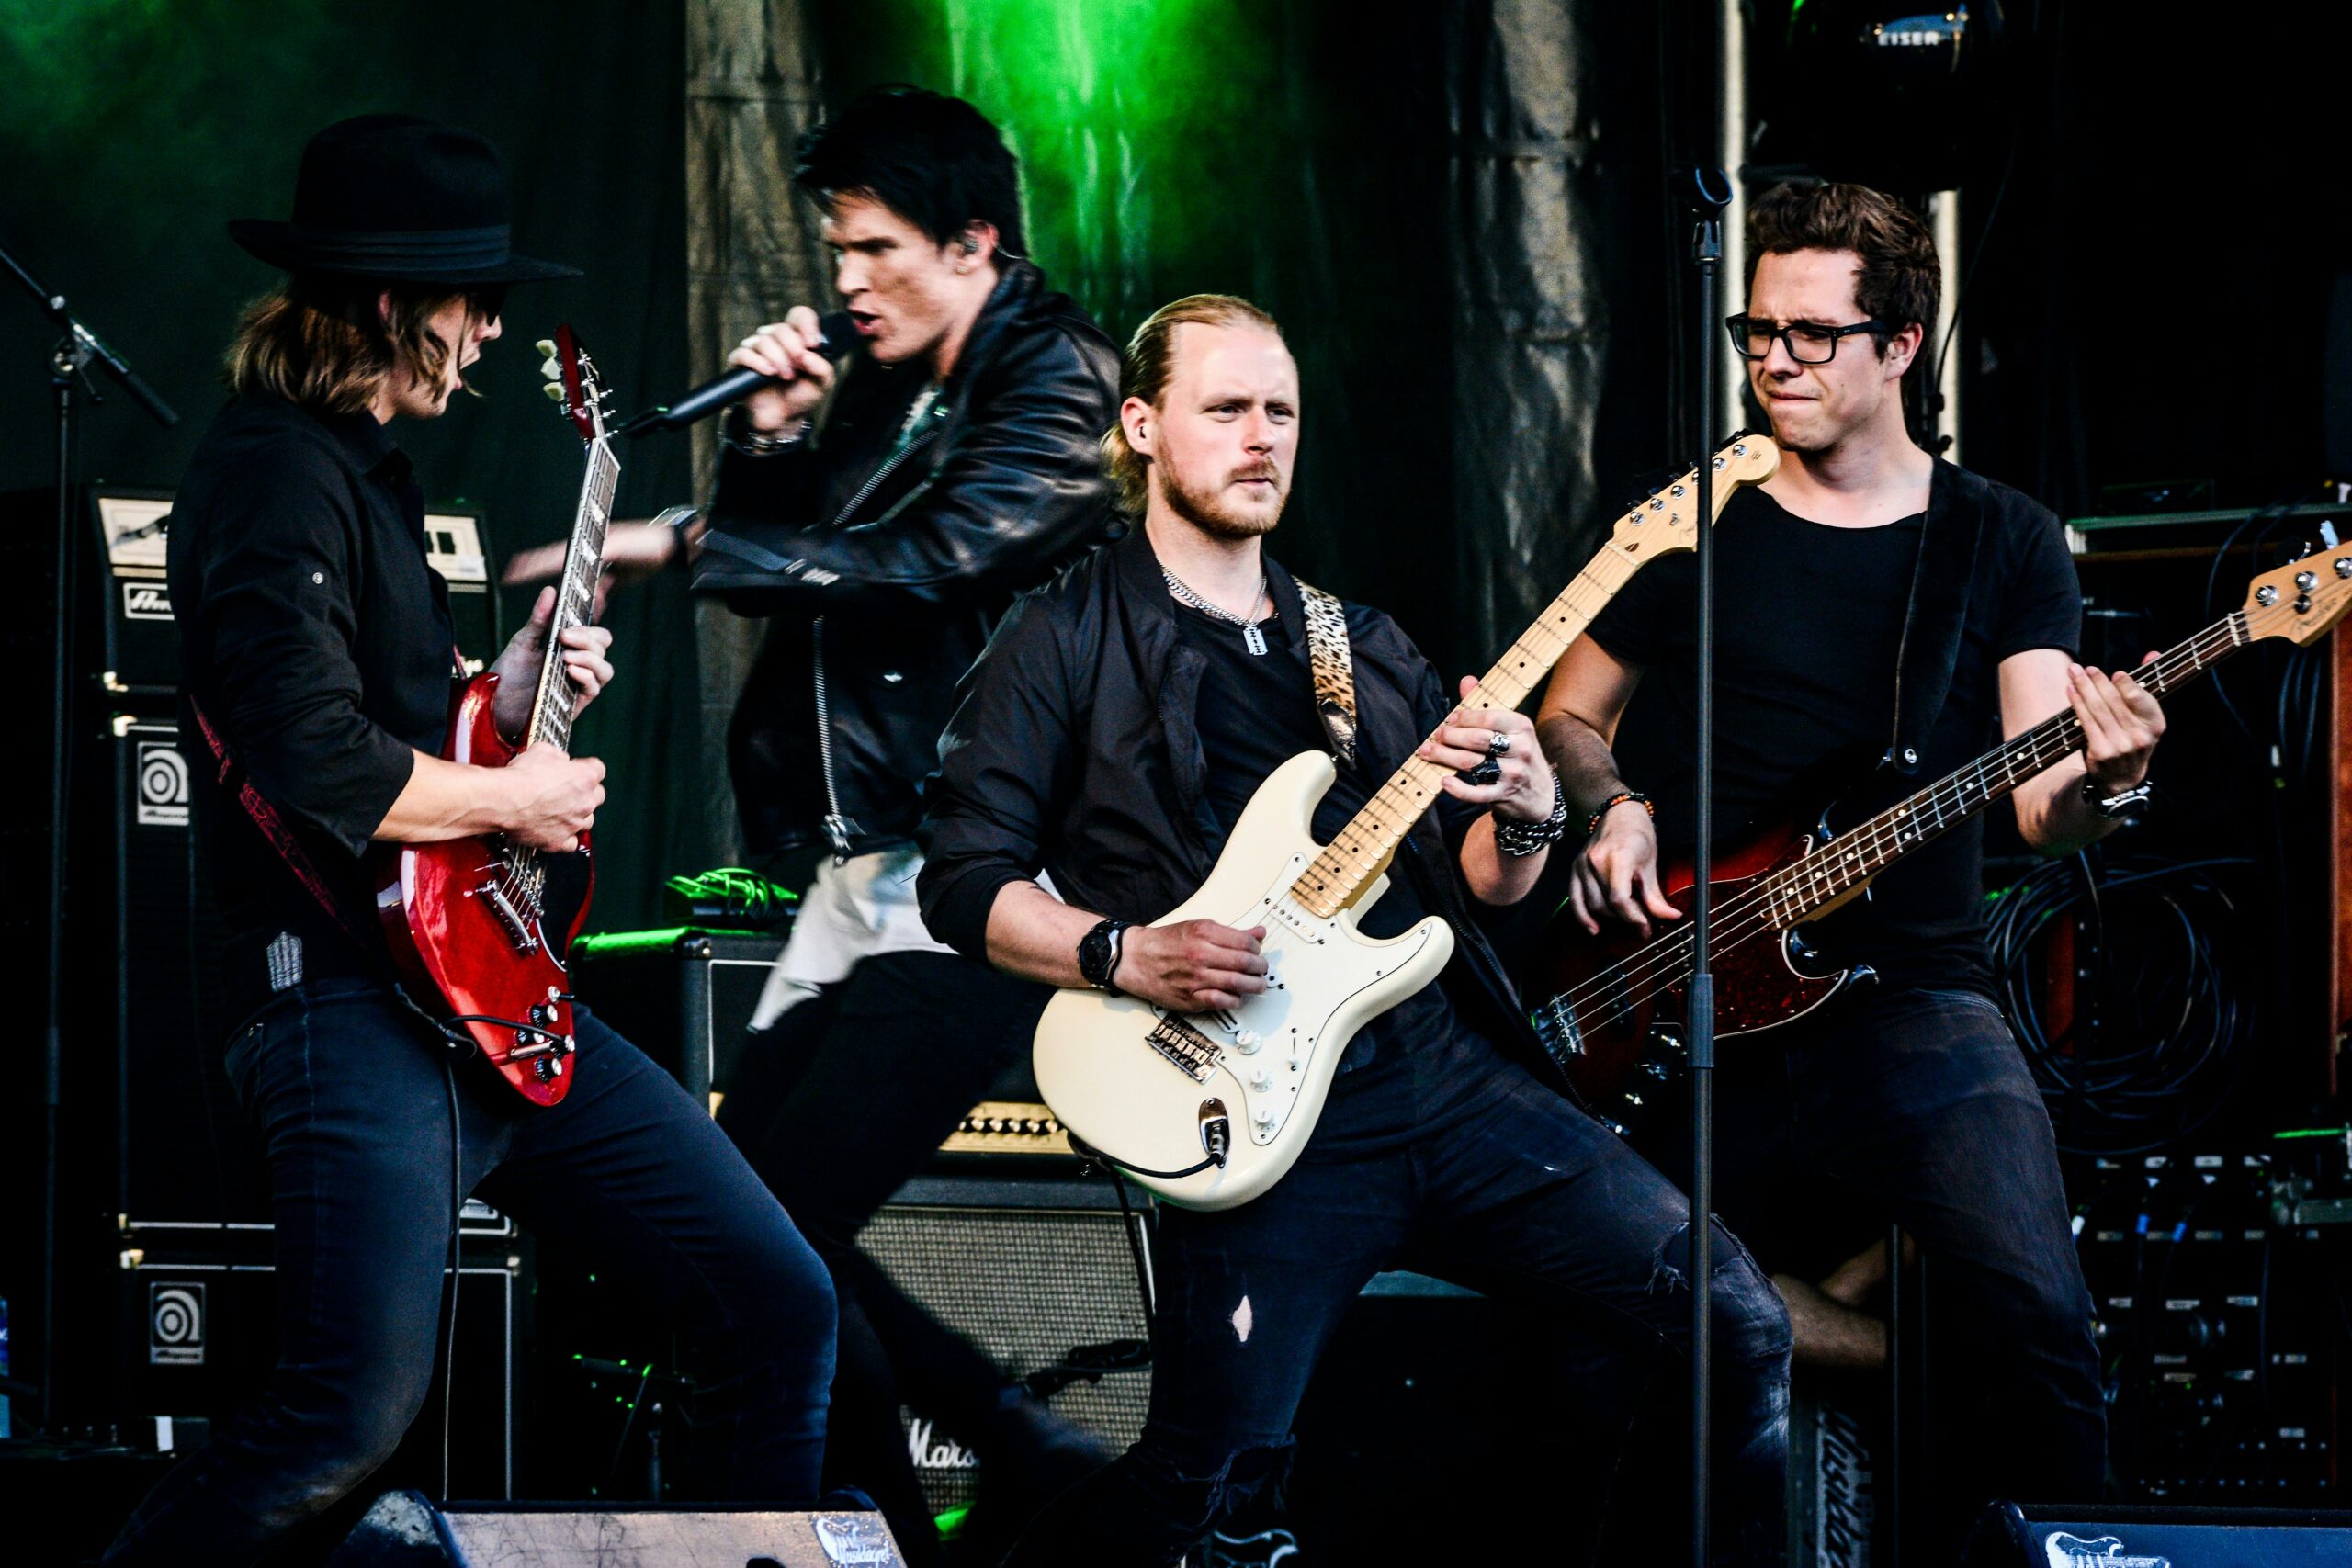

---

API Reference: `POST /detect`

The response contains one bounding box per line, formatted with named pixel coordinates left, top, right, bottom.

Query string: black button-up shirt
left=166, top=392, right=458, bottom=1014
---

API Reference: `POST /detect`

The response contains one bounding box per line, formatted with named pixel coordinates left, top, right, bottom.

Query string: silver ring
left=1486, top=730, right=1511, bottom=758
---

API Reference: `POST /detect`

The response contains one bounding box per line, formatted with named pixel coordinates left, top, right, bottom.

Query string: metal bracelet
left=1492, top=775, right=1568, bottom=858
left=720, top=411, right=809, bottom=457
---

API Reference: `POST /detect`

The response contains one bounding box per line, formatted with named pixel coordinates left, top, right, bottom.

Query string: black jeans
left=719, top=949, right=1049, bottom=1564
left=1005, top=1024, right=1793, bottom=1568
left=103, top=977, right=836, bottom=1567
left=1660, top=983, right=2105, bottom=1524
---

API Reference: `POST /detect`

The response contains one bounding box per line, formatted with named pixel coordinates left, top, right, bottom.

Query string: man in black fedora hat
left=103, top=115, right=839, bottom=1565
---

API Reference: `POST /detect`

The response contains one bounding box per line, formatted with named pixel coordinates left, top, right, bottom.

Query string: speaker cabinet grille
left=855, top=1194, right=1151, bottom=1514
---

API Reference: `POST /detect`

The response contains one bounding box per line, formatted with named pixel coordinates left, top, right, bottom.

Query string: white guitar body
left=1032, top=751, right=1453, bottom=1211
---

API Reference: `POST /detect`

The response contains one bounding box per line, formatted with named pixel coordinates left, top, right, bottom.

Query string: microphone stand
left=3, top=241, right=176, bottom=1432
left=1680, top=164, right=1732, bottom=1568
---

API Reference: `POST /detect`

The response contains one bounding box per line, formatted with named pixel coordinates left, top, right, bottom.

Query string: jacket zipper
left=809, top=424, right=940, bottom=863
left=812, top=616, right=858, bottom=861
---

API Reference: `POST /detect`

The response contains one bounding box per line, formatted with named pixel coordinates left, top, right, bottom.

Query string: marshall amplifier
left=857, top=1175, right=1154, bottom=1517
left=1962, top=1502, right=2352, bottom=1565
left=89, top=487, right=499, bottom=695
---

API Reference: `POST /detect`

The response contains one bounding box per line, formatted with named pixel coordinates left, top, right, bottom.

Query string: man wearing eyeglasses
left=1535, top=182, right=2165, bottom=1533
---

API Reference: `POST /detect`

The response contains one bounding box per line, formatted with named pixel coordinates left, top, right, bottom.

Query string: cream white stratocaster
left=1033, top=434, right=1782, bottom=1209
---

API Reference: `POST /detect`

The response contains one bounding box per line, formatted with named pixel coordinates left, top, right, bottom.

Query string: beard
left=1160, top=460, right=1287, bottom=540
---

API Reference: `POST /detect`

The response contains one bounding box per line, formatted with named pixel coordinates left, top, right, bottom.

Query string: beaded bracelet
left=1584, top=790, right=1654, bottom=839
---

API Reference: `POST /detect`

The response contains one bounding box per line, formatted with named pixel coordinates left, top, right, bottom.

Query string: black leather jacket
left=918, top=527, right=1572, bottom=1093
left=693, top=261, right=1120, bottom=860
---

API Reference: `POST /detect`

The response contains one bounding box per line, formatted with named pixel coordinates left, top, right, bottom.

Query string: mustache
left=1230, top=464, right=1283, bottom=485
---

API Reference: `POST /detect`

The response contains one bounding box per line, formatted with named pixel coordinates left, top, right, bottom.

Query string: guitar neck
left=524, top=438, right=620, bottom=755
left=1289, top=441, right=1765, bottom=919
left=1759, top=609, right=2251, bottom=925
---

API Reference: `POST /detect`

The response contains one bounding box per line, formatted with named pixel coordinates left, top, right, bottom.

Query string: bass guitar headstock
left=537, top=324, right=611, bottom=446
left=1606, top=431, right=1781, bottom=564
left=2241, top=541, right=2352, bottom=647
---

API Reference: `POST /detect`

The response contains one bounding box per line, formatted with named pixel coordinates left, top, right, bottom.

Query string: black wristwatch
left=1078, top=919, right=1132, bottom=995
left=2081, top=773, right=2154, bottom=823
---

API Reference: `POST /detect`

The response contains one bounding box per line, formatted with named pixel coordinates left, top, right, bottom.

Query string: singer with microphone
left=512, top=85, right=1118, bottom=1560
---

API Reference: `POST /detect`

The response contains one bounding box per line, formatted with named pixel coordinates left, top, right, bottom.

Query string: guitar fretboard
left=1757, top=610, right=2248, bottom=927
left=526, top=439, right=620, bottom=755
left=1288, top=440, right=1769, bottom=919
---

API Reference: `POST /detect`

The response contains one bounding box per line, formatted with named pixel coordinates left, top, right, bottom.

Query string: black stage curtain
left=0, top=0, right=704, bottom=931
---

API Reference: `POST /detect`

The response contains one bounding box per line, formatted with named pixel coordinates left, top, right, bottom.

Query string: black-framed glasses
left=1724, top=314, right=1889, bottom=365
left=465, top=285, right=508, bottom=324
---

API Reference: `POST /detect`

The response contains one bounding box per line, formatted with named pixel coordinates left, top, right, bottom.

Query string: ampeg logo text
left=122, top=581, right=174, bottom=621
left=149, top=1283, right=205, bottom=1366
left=2044, top=1533, right=2171, bottom=1568
left=137, top=742, right=190, bottom=828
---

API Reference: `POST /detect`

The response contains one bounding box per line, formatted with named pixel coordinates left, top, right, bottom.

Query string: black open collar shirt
left=166, top=391, right=458, bottom=1015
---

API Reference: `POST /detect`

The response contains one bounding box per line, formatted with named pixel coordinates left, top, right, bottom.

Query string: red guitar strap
left=184, top=694, right=379, bottom=955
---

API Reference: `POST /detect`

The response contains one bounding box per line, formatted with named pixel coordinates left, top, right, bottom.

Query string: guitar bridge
left=1535, top=995, right=1586, bottom=1057
left=478, top=880, right=542, bottom=956
left=1147, top=1014, right=1221, bottom=1084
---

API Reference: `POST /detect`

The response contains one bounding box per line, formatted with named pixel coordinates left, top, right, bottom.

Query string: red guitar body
left=1527, top=806, right=1851, bottom=1134
left=374, top=670, right=594, bottom=1107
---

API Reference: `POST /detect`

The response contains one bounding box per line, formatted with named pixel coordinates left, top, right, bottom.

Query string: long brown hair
left=224, top=273, right=475, bottom=413
left=1102, top=293, right=1283, bottom=515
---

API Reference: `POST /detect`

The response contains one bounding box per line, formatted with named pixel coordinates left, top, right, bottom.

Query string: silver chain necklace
left=1162, top=566, right=1272, bottom=655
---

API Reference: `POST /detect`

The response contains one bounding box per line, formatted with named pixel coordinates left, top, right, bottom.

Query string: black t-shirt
left=1170, top=599, right=1462, bottom=1060
left=1584, top=482, right=2081, bottom=994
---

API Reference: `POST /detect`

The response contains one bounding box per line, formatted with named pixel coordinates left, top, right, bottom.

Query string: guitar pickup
left=1147, top=1014, right=1221, bottom=1084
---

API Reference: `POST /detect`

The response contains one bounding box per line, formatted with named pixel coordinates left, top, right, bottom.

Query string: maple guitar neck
left=524, top=438, right=619, bottom=755
left=1290, top=435, right=1779, bottom=920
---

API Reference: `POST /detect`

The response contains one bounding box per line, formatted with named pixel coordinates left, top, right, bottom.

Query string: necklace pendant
left=1244, top=624, right=1268, bottom=656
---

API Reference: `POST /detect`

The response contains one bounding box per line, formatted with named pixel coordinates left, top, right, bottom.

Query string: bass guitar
left=374, top=327, right=616, bottom=1106
left=1032, top=434, right=1782, bottom=1209
left=1529, top=540, right=2352, bottom=1134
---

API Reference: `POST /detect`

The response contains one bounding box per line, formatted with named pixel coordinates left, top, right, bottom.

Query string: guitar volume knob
left=1234, top=1029, right=1262, bottom=1054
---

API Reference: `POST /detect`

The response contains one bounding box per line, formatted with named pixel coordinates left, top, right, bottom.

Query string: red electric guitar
left=1530, top=540, right=2352, bottom=1135
left=375, top=326, right=616, bottom=1106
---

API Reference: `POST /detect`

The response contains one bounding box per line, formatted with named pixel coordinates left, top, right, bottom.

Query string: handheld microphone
left=621, top=309, right=855, bottom=436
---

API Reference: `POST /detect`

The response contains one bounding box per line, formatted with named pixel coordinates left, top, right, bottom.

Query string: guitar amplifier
left=1962, top=1502, right=2352, bottom=1564
left=569, top=928, right=786, bottom=1112
left=857, top=1175, right=1153, bottom=1517
left=89, top=487, right=499, bottom=696
left=105, top=711, right=263, bottom=1226
left=119, top=1219, right=525, bottom=1498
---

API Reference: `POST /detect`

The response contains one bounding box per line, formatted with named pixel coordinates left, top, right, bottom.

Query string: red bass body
left=374, top=670, right=594, bottom=1107
left=1526, top=805, right=1851, bottom=1135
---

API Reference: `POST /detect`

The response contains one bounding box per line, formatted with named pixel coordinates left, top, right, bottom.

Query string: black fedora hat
left=230, top=114, right=581, bottom=286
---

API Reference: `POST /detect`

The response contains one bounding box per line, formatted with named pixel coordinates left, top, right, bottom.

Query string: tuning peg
left=543, top=383, right=566, bottom=403
left=540, top=356, right=562, bottom=381
left=535, top=339, right=557, bottom=357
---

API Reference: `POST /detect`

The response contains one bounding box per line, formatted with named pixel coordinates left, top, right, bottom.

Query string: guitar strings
left=1554, top=618, right=2235, bottom=1021
left=1544, top=614, right=2250, bottom=1031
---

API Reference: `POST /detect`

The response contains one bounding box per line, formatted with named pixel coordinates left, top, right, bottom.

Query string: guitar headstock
left=2241, top=542, right=2352, bottom=647
left=537, top=325, right=610, bottom=445
left=1606, top=432, right=1781, bottom=562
